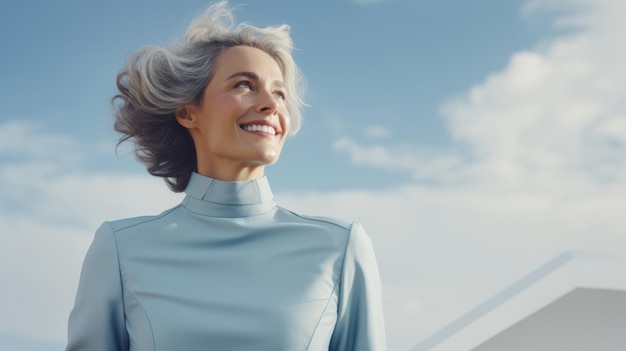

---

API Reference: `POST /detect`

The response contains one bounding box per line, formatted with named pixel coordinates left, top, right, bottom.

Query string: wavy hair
left=113, top=1, right=305, bottom=192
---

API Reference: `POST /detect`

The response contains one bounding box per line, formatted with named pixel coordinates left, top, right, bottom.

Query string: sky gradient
left=1, top=0, right=625, bottom=350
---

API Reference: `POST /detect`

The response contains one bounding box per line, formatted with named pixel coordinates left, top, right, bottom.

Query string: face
left=177, top=45, right=290, bottom=181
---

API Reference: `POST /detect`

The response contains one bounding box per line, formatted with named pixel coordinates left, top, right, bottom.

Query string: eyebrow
left=225, top=71, right=285, bottom=88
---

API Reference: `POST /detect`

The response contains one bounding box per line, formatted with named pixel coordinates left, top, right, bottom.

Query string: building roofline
left=410, top=250, right=626, bottom=351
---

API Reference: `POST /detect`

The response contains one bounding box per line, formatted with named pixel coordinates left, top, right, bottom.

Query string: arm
left=330, top=222, right=387, bottom=351
left=66, top=222, right=130, bottom=351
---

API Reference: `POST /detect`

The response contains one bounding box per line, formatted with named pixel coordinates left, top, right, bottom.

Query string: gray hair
left=114, top=1, right=305, bottom=192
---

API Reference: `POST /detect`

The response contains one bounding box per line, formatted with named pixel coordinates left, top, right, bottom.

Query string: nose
left=255, top=88, right=280, bottom=115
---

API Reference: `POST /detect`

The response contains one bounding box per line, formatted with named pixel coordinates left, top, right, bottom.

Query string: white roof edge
left=410, top=250, right=626, bottom=351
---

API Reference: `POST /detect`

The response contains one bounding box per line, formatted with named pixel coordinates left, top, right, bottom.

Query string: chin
left=260, top=155, right=280, bottom=165
left=257, top=149, right=282, bottom=164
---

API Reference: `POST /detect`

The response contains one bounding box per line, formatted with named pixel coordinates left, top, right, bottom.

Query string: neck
left=196, top=162, right=265, bottom=181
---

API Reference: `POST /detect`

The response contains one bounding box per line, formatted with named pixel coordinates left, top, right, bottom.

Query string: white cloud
left=333, top=137, right=417, bottom=171
left=333, top=137, right=466, bottom=184
left=364, top=125, right=393, bottom=139
left=337, top=0, right=626, bottom=188
left=0, top=216, right=90, bottom=341
left=326, top=0, right=626, bottom=348
left=0, top=121, right=75, bottom=155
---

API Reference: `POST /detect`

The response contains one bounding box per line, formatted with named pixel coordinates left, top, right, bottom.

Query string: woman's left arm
left=330, top=222, right=387, bottom=351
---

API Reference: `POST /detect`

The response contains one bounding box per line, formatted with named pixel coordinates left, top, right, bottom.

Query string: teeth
left=242, top=124, right=276, bottom=135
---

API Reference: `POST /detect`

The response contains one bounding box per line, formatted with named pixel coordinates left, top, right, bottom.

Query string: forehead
left=213, top=46, right=284, bottom=80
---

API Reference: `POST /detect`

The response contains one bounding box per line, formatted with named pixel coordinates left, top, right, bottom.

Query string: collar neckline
left=182, top=172, right=275, bottom=218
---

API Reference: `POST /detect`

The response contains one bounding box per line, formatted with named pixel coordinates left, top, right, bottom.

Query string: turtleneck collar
left=182, top=172, right=276, bottom=218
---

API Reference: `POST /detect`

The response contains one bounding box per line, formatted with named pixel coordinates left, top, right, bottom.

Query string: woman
left=66, top=2, right=386, bottom=350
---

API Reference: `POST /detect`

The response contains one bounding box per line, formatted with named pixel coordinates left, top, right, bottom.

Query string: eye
left=235, top=80, right=254, bottom=90
left=273, top=90, right=286, bottom=101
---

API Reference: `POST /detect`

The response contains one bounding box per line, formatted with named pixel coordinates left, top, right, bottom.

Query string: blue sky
left=1, top=0, right=552, bottom=191
left=1, top=0, right=626, bottom=350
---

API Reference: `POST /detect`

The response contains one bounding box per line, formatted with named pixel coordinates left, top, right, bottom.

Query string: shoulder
left=275, top=206, right=373, bottom=246
left=105, top=205, right=183, bottom=234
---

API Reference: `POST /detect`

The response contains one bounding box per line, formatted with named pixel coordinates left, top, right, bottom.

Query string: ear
left=175, top=105, right=197, bottom=129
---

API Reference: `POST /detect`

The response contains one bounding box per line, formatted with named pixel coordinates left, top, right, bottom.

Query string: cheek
left=205, top=95, right=246, bottom=119
left=280, top=107, right=291, bottom=129
left=283, top=117, right=291, bottom=133
left=201, top=106, right=239, bottom=133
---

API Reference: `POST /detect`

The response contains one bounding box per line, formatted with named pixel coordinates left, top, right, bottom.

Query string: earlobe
left=175, top=106, right=195, bottom=129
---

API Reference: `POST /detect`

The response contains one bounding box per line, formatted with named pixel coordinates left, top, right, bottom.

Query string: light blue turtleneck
left=66, top=173, right=386, bottom=350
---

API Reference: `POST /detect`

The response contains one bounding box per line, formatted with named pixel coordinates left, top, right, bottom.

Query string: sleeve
left=330, top=222, right=387, bottom=351
left=66, top=222, right=130, bottom=351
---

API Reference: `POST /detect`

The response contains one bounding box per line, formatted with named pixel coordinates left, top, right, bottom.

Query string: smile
left=240, top=124, right=277, bottom=136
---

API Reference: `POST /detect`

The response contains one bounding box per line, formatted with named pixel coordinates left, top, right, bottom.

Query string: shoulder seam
left=334, top=222, right=355, bottom=327
left=106, top=221, right=127, bottom=320
left=277, top=206, right=352, bottom=230
left=111, top=205, right=182, bottom=232
left=106, top=221, right=158, bottom=349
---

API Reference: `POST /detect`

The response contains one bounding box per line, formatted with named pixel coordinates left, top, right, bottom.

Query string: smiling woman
left=65, top=1, right=386, bottom=351
left=176, top=46, right=290, bottom=181
left=112, top=1, right=304, bottom=192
